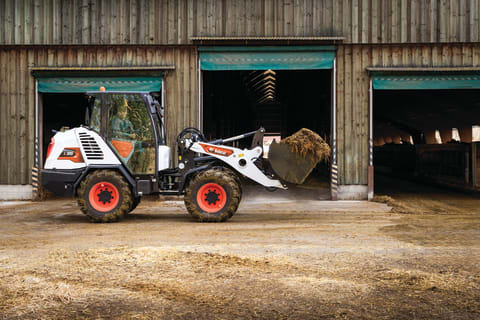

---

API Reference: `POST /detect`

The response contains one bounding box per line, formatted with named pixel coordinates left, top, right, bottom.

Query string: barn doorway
left=370, top=72, right=480, bottom=197
left=199, top=46, right=335, bottom=200
left=34, top=75, right=162, bottom=168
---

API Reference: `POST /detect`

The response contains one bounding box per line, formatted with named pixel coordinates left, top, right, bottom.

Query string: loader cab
left=86, top=91, right=168, bottom=182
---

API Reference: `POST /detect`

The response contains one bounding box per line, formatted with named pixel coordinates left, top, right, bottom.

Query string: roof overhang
left=191, top=36, right=344, bottom=45
left=367, top=67, right=480, bottom=75
left=30, top=66, right=175, bottom=77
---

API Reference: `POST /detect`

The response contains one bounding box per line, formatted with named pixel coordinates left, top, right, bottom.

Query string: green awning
left=199, top=46, right=335, bottom=71
left=372, top=74, right=480, bottom=90
left=37, top=77, right=162, bottom=93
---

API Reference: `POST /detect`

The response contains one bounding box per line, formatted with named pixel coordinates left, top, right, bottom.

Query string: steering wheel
left=176, top=127, right=206, bottom=146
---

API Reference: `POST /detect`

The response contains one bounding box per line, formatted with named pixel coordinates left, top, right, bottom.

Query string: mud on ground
left=0, top=184, right=479, bottom=319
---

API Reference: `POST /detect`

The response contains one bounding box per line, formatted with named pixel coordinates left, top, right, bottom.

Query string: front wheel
left=184, top=168, right=242, bottom=222
left=77, top=170, right=133, bottom=223
left=129, top=196, right=141, bottom=213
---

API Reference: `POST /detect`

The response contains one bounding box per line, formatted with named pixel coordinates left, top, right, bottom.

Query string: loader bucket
left=268, top=128, right=331, bottom=184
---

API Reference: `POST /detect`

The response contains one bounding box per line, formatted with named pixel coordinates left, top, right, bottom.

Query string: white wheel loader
left=41, top=91, right=290, bottom=222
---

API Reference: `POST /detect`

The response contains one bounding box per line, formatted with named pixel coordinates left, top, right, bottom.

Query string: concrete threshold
left=0, top=185, right=33, bottom=200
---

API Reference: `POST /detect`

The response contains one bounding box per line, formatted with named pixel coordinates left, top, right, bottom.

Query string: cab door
left=105, top=93, right=157, bottom=175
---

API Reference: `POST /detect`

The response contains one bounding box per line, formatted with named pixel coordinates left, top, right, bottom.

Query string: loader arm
left=188, top=141, right=287, bottom=189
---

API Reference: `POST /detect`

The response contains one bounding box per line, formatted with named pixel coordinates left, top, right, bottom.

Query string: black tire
left=129, top=196, right=141, bottom=213
left=184, top=167, right=242, bottom=222
left=77, top=170, right=133, bottom=223
left=223, top=167, right=243, bottom=198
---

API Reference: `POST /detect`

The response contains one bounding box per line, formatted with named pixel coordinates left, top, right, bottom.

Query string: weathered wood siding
left=336, top=43, right=480, bottom=185
left=2, top=0, right=480, bottom=45
left=0, top=46, right=197, bottom=184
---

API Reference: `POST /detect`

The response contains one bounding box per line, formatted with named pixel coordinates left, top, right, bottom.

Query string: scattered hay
left=280, top=128, right=330, bottom=164
left=372, top=195, right=412, bottom=214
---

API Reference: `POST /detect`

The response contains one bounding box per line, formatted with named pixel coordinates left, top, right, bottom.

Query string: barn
left=1, top=0, right=480, bottom=200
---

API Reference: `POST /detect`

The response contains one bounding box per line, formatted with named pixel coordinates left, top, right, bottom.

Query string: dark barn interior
left=42, top=93, right=89, bottom=160
left=373, top=89, right=480, bottom=192
left=203, top=70, right=331, bottom=143
left=203, top=69, right=332, bottom=193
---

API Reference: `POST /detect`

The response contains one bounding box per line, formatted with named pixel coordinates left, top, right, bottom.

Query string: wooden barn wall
left=336, top=43, right=480, bottom=185
left=2, top=0, right=480, bottom=45
left=2, top=43, right=480, bottom=186
left=0, top=46, right=197, bottom=185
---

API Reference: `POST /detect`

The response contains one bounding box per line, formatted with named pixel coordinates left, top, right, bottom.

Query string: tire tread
left=76, top=170, right=133, bottom=223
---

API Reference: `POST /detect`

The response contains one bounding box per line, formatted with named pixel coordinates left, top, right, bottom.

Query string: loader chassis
left=41, top=91, right=285, bottom=222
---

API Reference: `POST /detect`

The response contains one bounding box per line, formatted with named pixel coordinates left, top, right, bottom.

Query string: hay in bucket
left=280, top=128, right=331, bottom=164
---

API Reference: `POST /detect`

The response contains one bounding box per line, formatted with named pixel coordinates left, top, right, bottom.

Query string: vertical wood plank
left=5, top=0, right=13, bottom=44
left=0, top=0, right=5, bottom=43
left=420, top=0, right=427, bottom=42
left=14, top=0, right=22, bottom=44
left=351, top=0, right=358, bottom=43
left=473, top=44, right=480, bottom=67
left=24, top=0, right=32, bottom=44
left=18, top=49, right=26, bottom=183
left=325, top=0, right=332, bottom=35
left=360, top=0, right=368, bottom=43
left=430, top=0, right=438, bottom=42
left=343, top=45, right=352, bottom=184
left=177, top=0, right=186, bottom=43
left=264, top=0, right=274, bottom=36
left=187, top=0, right=195, bottom=40
left=284, top=0, right=293, bottom=36
left=459, top=0, right=466, bottom=42
left=361, top=45, right=369, bottom=184
left=27, top=48, right=35, bottom=182
left=138, top=0, right=146, bottom=43
left=161, top=0, right=168, bottom=43
left=371, top=0, right=378, bottom=43
left=310, top=0, right=318, bottom=35
left=8, top=50, right=16, bottom=183
left=380, top=0, right=387, bottom=43
left=450, top=0, right=458, bottom=42
left=336, top=45, right=345, bottom=184
left=439, top=0, right=448, bottom=42
left=400, top=0, right=407, bottom=43
left=0, top=50, right=7, bottom=182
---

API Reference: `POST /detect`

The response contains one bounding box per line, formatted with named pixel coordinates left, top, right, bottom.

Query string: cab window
left=89, top=97, right=102, bottom=134
left=107, top=94, right=156, bottom=175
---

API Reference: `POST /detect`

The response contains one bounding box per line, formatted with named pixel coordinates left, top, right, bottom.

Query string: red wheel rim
left=196, top=183, right=227, bottom=213
left=88, top=182, right=120, bottom=212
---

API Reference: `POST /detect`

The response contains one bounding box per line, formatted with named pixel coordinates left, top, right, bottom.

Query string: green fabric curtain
left=38, top=77, right=162, bottom=93
left=372, top=74, right=480, bottom=90
left=199, top=46, right=335, bottom=70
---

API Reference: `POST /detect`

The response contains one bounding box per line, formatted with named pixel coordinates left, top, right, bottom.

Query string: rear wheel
left=184, top=168, right=241, bottom=222
left=77, top=170, right=133, bottom=222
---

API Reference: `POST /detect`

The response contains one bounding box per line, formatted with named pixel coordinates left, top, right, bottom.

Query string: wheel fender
left=73, top=165, right=137, bottom=196
left=179, top=164, right=212, bottom=192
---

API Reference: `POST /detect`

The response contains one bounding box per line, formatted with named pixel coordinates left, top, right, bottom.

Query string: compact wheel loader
left=41, top=90, right=314, bottom=223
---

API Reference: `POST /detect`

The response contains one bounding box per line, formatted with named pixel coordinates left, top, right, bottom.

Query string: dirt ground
left=0, top=179, right=479, bottom=319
